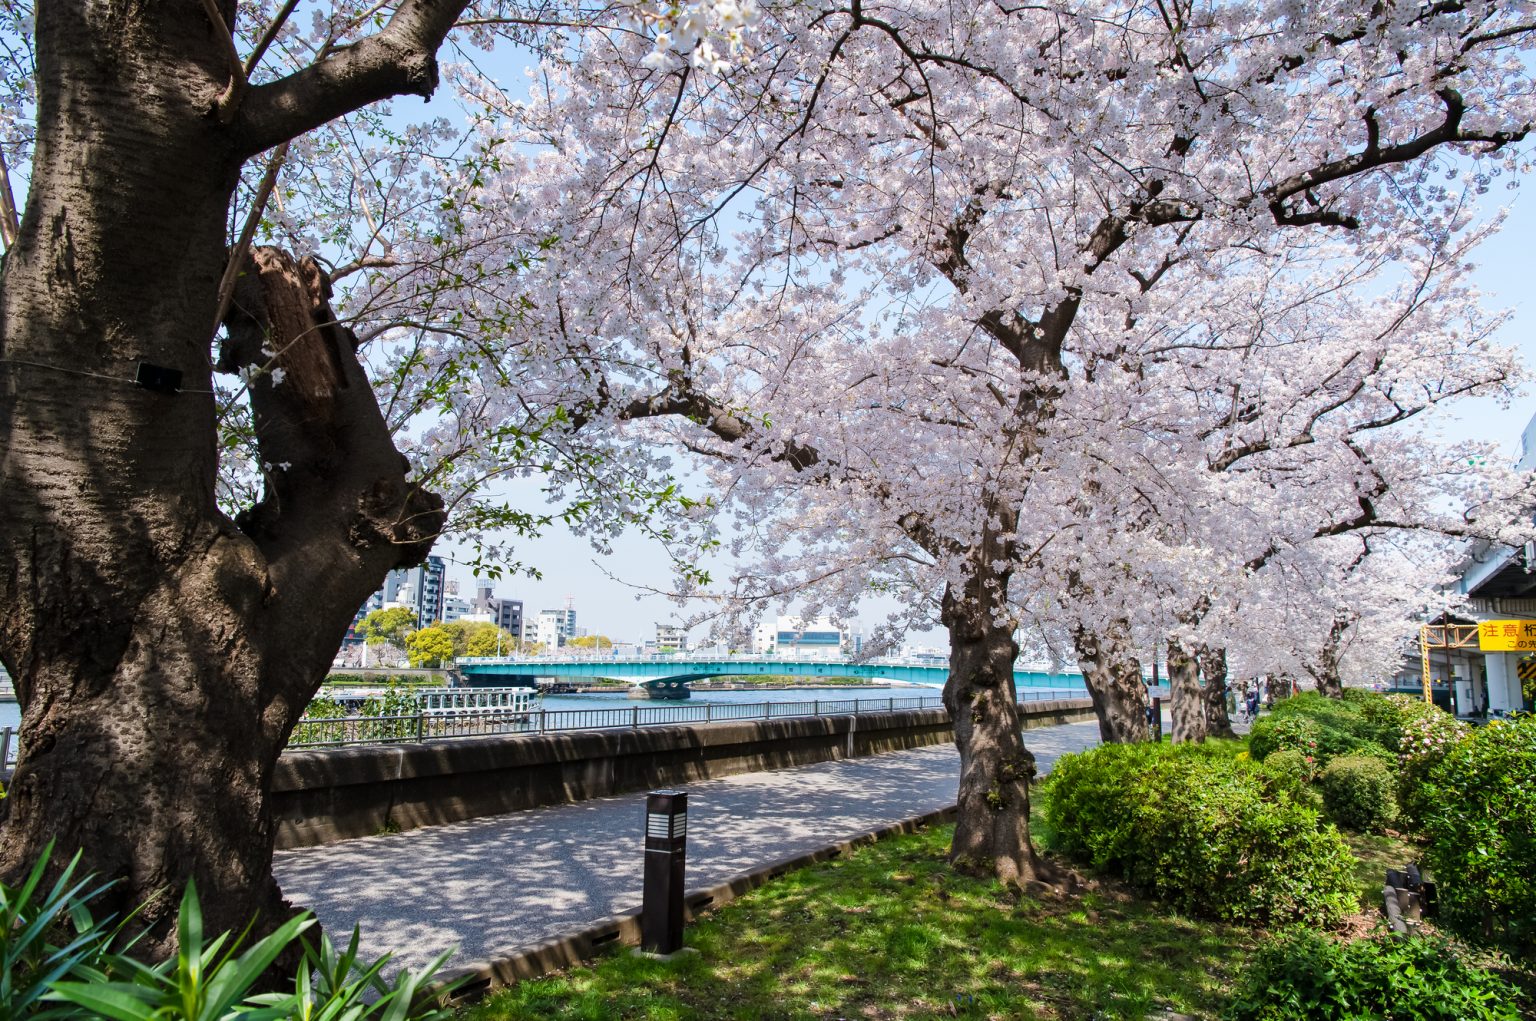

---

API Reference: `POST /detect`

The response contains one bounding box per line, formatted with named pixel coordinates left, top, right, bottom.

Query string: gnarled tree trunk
left=1305, top=610, right=1351, bottom=698
left=0, top=0, right=448, bottom=953
left=941, top=523, right=1048, bottom=885
left=1198, top=645, right=1235, bottom=739
left=1166, top=636, right=1208, bottom=744
left=1072, top=620, right=1149, bottom=743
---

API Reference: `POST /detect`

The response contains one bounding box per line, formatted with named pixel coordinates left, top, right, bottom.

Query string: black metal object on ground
left=1382, top=863, right=1437, bottom=934
left=642, top=790, right=689, bottom=955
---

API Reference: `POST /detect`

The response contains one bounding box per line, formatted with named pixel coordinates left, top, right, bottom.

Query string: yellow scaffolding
left=1418, top=622, right=1480, bottom=704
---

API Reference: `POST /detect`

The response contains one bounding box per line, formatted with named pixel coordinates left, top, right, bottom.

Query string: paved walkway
left=273, top=720, right=1103, bottom=974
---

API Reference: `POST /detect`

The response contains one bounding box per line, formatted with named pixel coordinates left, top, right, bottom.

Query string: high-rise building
left=351, top=555, right=447, bottom=633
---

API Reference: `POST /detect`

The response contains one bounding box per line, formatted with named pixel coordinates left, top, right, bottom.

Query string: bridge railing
left=282, top=690, right=1100, bottom=751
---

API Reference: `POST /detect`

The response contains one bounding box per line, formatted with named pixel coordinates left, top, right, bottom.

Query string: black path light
left=641, top=789, right=689, bottom=956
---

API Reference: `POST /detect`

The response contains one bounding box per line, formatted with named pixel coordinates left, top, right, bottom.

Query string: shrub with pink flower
left=1396, top=700, right=1470, bottom=828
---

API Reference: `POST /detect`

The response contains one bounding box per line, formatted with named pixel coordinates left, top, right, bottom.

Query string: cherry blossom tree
left=482, top=0, right=1536, bottom=880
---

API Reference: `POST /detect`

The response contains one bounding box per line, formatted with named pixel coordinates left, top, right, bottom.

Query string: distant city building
left=752, top=616, right=862, bottom=656
left=441, top=584, right=472, bottom=623
left=469, top=584, right=523, bottom=638
left=901, top=645, right=948, bottom=665
left=347, top=555, right=446, bottom=638
left=525, top=601, right=577, bottom=649
left=655, top=624, right=689, bottom=652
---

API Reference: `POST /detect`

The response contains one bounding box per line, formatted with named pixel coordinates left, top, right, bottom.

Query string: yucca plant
left=2, top=847, right=458, bottom=1020
left=0, top=844, right=119, bottom=1019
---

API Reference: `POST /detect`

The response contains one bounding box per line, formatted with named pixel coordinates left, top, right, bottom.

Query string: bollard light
left=641, top=789, right=689, bottom=956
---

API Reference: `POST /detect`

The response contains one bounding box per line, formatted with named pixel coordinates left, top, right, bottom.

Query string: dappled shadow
left=274, top=721, right=1103, bottom=972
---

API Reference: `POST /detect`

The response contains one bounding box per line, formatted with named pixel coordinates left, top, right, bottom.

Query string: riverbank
left=688, top=678, right=931, bottom=690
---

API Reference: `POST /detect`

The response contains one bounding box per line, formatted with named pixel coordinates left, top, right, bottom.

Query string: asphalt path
left=273, top=719, right=1104, bottom=975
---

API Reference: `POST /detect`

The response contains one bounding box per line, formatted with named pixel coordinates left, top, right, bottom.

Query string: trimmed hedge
left=1223, top=930, right=1522, bottom=1021
left=1421, top=715, right=1536, bottom=955
left=1317, top=755, right=1396, bottom=832
left=1248, top=714, right=1323, bottom=764
left=1041, top=741, right=1357, bottom=927
left=1248, top=691, right=1396, bottom=768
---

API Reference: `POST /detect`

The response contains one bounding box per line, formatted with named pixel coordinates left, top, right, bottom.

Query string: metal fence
left=0, top=688, right=1092, bottom=763
left=284, top=688, right=1091, bottom=750
left=286, top=695, right=953, bottom=749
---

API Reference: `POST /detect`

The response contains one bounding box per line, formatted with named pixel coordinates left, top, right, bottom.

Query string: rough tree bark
left=1166, top=636, right=1208, bottom=744
left=940, top=518, right=1048, bottom=884
left=1305, top=611, right=1351, bottom=698
left=1072, top=620, right=1150, bottom=743
left=0, top=0, right=456, bottom=952
left=1198, top=645, right=1235, bottom=738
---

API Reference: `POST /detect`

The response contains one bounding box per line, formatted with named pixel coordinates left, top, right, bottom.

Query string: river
left=0, top=682, right=1094, bottom=738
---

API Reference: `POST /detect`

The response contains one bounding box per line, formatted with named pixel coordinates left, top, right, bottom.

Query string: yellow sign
left=1477, top=620, right=1536, bottom=652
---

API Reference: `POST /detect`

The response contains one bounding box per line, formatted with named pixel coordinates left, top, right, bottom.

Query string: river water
left=0, top=681, right=1092, bottom=737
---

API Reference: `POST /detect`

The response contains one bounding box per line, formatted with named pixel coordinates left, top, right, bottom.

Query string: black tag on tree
left=135, top=362, right=183, bottom=394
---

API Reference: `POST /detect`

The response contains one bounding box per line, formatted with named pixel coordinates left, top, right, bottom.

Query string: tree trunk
left=1198, top=645, right=1235, bottom=739
left=1072, top=621, right=1150, bottom=743
left=1166, top=637, right=1208, bottom=744
left=1305, top=611, right=1351, bottom=698
left=940, top=532, right=1050, bottom=885
left=0, top=2, right=444, bottom=953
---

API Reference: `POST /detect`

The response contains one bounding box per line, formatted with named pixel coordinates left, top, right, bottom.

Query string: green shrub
left=1255, top=749, right=1322, bottom=813
left=1350, top=691, right=1410, bottom=752
left=1397, top=703, right=1471, bottom=830
left=1247, top=714, right=1322, bottom=764
left=1222, top=930, right=1521, bottom=1021
left=1253, top=691, right=1412, bottom=770
left=1421, top=715, right=1536, bottom=955
left=1316, top=755, right=1396, bottom=832
left=1042, top=741, right=1357, bottom=927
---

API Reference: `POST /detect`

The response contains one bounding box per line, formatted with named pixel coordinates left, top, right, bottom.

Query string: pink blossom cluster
left=1399, top=715, right=1470, bottom=767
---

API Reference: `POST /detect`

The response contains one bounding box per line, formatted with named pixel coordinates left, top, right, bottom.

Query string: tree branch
left=233, top=0, right=471, bottom=157
left=1262, top=88, right=1530, bottom=228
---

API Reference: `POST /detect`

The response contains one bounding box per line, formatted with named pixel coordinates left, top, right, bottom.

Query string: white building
left=441, top=592, right=472, bottom=622
left=655, top=623, right=689, bottom=652
left=524, top=603, right=578, bottom=649
left=752, top=616, right=862, bottom=657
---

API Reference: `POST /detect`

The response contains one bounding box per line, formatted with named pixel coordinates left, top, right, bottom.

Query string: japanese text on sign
left=1477, top=620, right=1536, bottom=652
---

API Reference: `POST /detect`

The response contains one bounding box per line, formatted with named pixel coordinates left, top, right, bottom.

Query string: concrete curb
left=435, top=803, right=961, bottom=1002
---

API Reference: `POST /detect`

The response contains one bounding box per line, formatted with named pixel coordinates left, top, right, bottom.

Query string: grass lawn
left=463, top=824, right=1257, bottom=1021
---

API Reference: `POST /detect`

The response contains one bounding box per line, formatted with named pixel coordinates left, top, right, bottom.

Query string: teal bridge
left=456, top=654, right=1088, bottom=697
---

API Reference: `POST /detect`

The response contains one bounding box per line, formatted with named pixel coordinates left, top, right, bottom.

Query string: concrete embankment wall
left=270, top=698, right=1094, bottom=849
